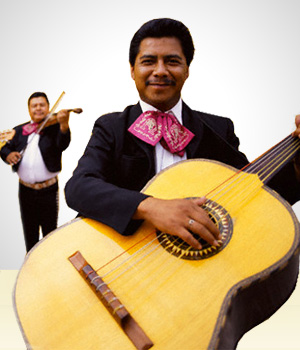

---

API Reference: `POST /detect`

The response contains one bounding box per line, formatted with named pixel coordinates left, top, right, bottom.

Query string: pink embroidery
left=128, top=111, right=194, bottom=156
left=22, top=123, right=39, bottom=136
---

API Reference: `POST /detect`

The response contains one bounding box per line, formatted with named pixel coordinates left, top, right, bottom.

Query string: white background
left=0, top=1, right=300, bottom=349
left=0, top=0, right=300, bottom=270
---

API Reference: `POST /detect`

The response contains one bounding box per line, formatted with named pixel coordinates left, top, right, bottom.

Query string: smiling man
left=65, top=18, right=300, bottom=249
left=0, top=92, right=71, bottom=252
left=130, top=36, right=189, bottom=112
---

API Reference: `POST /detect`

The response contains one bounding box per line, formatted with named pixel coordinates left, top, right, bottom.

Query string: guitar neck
left=245, top=134, right=300, bottom=185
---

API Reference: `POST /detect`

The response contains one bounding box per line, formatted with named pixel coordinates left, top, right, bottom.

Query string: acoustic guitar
left=0, top=129, right=15, bottom=150
left=13, top=134, right=300, bottom=349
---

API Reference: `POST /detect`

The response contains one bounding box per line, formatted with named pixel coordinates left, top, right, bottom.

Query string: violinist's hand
left=133, top=197, right=222, bottom=249
left=56, top=109, right=70, bottom=133
left=6, top=151, right=22, bottom=165
left=292, top=114, right=300, bottom=181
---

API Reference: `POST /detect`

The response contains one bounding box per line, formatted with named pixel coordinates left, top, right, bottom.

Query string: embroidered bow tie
left=22, top=122, right=39, bottom=136
left=128, top=110, right=194, bottom=156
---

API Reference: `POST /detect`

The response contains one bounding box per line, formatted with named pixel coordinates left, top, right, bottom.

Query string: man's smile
left=146, top=79, right=176, bottom=87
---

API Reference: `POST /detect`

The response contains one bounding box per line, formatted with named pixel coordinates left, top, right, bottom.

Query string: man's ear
left=185, top=66, right=189, bottom=80
left=130, top=65, right=135, bottom=80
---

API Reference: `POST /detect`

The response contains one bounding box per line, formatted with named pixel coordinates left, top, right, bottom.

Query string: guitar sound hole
left=156, top=199, right=233, bottom=260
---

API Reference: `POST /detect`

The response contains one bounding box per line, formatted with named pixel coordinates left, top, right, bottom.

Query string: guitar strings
left=91, top=134, right=300, bottom=309
left=205, top=135, right=300, bottom=220
left=106, top=136, right=299, bottom=272
left=207, top=135, right=298, bottom=206
left=194, top=136, right=300, bottom=252
left=121, top=135, right=300, bottom=308
left=95, top=135, right=298, bottom=280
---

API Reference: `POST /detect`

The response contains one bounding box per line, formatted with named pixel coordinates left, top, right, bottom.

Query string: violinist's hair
left=28, top=92, right=49, bottom=106
left=129, top=18, right=195, bottom=67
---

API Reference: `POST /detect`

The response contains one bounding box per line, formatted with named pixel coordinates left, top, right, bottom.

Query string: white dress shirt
left=17, top=131, right=59, bottom=184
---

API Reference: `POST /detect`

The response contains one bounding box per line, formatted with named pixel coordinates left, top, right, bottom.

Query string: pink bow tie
left=128, top=110, right=194, bottom=156
left=22, top=122, right=39, bottom=136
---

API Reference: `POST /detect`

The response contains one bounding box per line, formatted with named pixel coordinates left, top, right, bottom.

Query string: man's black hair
left=28, top=92, right=49, bottom=106
left=129, top=18, right=195, bottom=67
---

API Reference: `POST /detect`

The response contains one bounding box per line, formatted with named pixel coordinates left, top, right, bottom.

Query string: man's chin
left=32, top=116, right=45, bottom=123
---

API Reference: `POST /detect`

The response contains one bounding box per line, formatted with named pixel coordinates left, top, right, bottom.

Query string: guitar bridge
left=69, top=251, right=153, bottom=350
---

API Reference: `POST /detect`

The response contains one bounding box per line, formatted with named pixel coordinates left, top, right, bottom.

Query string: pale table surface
left=1, top=269, right=300, bottom=350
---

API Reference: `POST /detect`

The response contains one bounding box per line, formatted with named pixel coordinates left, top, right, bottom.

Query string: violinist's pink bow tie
left=128, top=110, right=194, bottom=156
left=22, top=123, right=39, bottom=135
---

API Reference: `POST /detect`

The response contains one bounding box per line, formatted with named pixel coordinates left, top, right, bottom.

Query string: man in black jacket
left=1, top=92, right=71, bottom=252
left=65, top=18, right=300, bottom=249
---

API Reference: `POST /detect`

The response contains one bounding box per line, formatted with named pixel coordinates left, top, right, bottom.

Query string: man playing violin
left=65, top=18, right=300, bottom=250
left=0, top=92, right=71, bottom=252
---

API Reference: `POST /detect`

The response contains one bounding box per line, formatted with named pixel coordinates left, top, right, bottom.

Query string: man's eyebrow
left=139, top=54, right=156, bottom=60
left=165, top=54, right=183, bottom=60
left=139, top=54, right=183, bottom=60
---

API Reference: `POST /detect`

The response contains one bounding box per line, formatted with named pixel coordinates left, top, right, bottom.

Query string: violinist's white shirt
left=17, top=133, right=59, bottom=184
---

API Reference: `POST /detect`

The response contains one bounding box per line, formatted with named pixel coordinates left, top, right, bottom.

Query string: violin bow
left=36, top=91, right=66, bottom=134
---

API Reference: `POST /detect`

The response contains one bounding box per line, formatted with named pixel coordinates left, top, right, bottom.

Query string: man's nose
left=153, top=60, right=168, bottom=76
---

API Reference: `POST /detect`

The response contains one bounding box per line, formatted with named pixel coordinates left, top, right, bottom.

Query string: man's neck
left=140, top=99, right=183, bottom=123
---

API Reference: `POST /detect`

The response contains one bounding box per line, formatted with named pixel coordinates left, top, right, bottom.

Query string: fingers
left=183, top=199, right=221, bottom=248
left=170, top=211, right=221, bottom=250
left=57, top=109, right=70, bottom=122
left=292, top=115, right=300, bottom=138
left=136, top=197, right=222, bottom=250
left=175, top=227, right=203, bottom=250
left=57, top=109, right=70, bottom=133
left=7, top=152, right=21, bottom=165
left=186, top=216, right=221, bottom=248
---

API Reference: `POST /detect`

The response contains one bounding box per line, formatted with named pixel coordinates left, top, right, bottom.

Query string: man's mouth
left=34, top=113, right=45, bottom=119
left=146, top=79, right=176, bottom=86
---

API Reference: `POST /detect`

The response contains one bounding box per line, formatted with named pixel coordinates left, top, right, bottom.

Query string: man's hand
left=292, top=115, right=300, bottom=138
left=56, top=109, right=70, bottom=133
left=292, top=114, right=300, bottom=181
left=6, top=151, right=22, bottom=165
left=133, top=196, right=222, bottom=249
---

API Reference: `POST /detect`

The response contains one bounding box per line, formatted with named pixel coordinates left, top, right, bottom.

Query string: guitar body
left=0, top=129, right=15, bottom=150
left=14, top=159, right=300, bottom=350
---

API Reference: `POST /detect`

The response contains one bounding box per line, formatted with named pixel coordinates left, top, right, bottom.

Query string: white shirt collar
left=139, top=99, right=183, bottom=124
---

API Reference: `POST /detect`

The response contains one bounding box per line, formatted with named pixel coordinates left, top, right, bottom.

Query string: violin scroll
left=67, top=108, right=83, bottom=114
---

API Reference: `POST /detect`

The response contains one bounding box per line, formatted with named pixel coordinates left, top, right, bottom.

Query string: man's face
left=131, top=37, right=189, bottom=112
left=28, top=97, right=50, bottom=123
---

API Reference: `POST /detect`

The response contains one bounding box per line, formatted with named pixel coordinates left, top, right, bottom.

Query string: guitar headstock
left=0, top=129, right=16, bottom=150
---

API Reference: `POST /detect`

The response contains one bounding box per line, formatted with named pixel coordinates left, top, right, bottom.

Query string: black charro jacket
left=0, top=122, right=71, bottom=173
left=65, top=102, right=300, bottom=235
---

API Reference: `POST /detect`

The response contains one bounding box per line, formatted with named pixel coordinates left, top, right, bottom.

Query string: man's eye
left=142, top=60, right=154, bottom=64
left=168, top=59, right=180, bottom=65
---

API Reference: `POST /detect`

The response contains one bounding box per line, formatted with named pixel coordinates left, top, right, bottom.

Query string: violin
left=33, top=91, right=82, bottom=133
left=21, top=108, right=83, bottom=136
left=38, top=108, right=83, bottom=129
